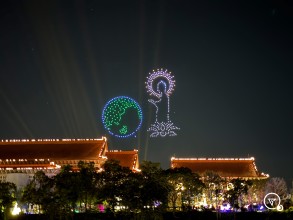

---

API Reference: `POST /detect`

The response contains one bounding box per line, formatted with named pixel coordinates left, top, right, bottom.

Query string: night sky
left=0, top=0, right=292, bottom=183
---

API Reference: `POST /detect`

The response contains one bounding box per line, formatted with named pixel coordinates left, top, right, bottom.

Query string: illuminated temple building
left=0, top=137, right=269, bottom=191
left=106, top=149, right=140, bottom=172
left=171, top=157, right=269, bottom=180
left=0, top=137, right=139, bottom=186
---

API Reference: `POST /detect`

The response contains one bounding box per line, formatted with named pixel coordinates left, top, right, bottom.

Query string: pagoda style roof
left=0, top=137, right=108, bottom=161
left=106, top=150, right=140, bottom=172
left=171, top=157, right=269, bottom=179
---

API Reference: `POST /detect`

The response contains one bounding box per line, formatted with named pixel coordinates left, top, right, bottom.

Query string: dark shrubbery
left=9, top=211, right=293, bottom=220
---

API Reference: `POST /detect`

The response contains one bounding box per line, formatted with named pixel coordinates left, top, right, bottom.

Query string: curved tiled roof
left=0, top=138, right=108, bottom=161
left=171, top=157, right=268, bottom=179
left=106, top=150, right=139, bottom=171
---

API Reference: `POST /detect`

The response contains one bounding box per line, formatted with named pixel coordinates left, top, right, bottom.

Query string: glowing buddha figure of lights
left=146, top=69, right=180, bottom=137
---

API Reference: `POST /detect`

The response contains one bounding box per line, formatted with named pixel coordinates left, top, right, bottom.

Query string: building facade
left=170, top=157, right=269, bottom=210
left=0, top=137, right=139, bottom=189
left=171, top=157, right=269, bottom=180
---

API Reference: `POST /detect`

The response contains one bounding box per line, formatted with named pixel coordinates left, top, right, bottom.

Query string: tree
left=98, top=159, right=132, bottom=212
left=77, top=161, right=98, bottom=212
left=247, top=179, right=268, bottom=204
left=165, top=167, right=204, bottom=211
left=54, top=164, right=80, bottom=215
left=265, top=177, right=288, bottom=200
left=180, top=170, right=204, bottom=209
left=224, top=178, right=252, bottom=209
left=118, top=170, right=143, bottom=211
left=139, top=161, right=170, bottom=211
left=0, top=181, right=16, bottom=220
left=203, top=171, right=224, bottom=209
left=98, top=160, right=169, bottom=214
left=21, top=171, right=54, bottom=214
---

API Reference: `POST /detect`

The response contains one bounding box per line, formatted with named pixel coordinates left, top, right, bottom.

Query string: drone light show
left=146, top=69, right=180, bottom=137
left=102, top=96, right=143, bottom=138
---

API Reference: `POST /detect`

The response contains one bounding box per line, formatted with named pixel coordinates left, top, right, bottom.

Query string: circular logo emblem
left=102, top=96, right=143, bottom=138
left=263, top=193, right=283, bottom=211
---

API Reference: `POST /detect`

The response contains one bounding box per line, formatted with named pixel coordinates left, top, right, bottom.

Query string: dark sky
left=0, top=0, right=292, bottom=182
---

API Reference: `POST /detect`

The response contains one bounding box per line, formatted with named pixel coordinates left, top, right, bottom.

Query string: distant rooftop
left=106, top=149, right=140, bottom=172
left=0, top=137, right=108, bottom=161
left=171, top=157, right=269, bottom=179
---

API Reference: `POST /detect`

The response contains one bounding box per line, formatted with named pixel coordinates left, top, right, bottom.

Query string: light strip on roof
left=171, top=157, right=255, bottom=161
left=1, top=137, right=107, bottom=143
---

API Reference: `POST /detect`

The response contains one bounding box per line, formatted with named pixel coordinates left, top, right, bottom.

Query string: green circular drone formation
left=102, top=96, right=143, bottom=138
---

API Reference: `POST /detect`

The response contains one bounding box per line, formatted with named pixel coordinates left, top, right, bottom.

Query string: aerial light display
left=146, top=69, right=180, bottom=137
left=102, top=96, right=143, bottom=138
